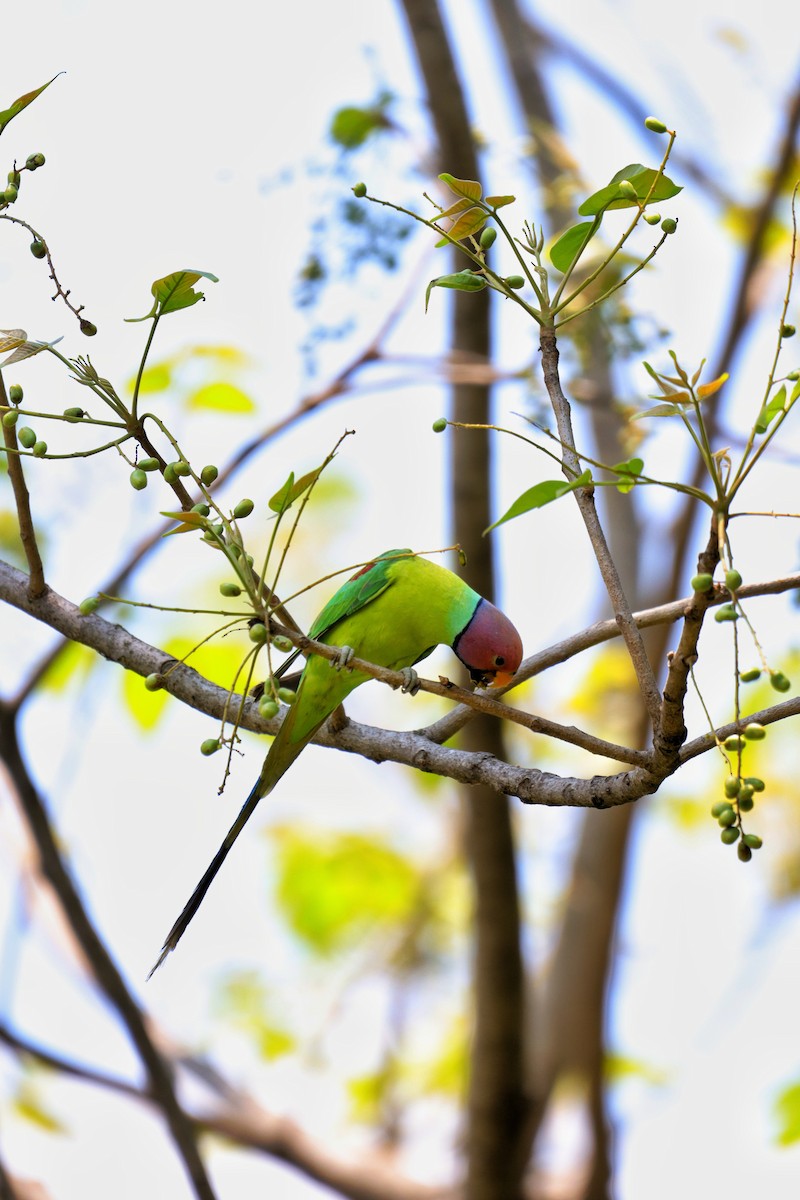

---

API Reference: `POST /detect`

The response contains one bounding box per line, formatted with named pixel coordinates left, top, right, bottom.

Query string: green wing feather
left=308, top=548, right=411, bottom=640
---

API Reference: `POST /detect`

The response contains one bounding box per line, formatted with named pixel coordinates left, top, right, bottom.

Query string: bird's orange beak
left=489, top=669, right=516, bottom=689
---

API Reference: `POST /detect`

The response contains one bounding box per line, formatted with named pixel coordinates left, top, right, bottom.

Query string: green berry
left=3, top=185, right=18, bottom=203
left=249, top=622, right=268, bottom=644
left=739, top=784, right=755, bottom=802
left=258, top=697, right=280, bottom=719
left=770, top=671, right=791, bottom=692
left=643, top=212, right=661, bottom=225
left=740, top=667, right=761, bottom=683
left=743, top=833, right=763, bottom=850
left=479, top=226, right=497, bottom=249
left=724, top=569, right=742, bottom=591
left=714, top=604, right=738, bottom=623
left=737, top=841, right=752, bottom=861
left=8, top=384, right=23, bottom=404
left=32, top=441, right=47, bottom=457
left=30, top=239, right=47, bottom=259
left=130, top=468, right=148, bottom=490
left=7, top=171, right=20, bottom=188
left=2, top=410, right=19, bottom=427
left=144, top=673, right=164, bottom=691
left=219, top=581, right=242, bottom=597
left=505, top=275, right=525, bottom=289
left=191, top=502, right=210, bottom=515
left=787, top=370, right=800, bottom=381
left=63, top=407, right=85, bottom=422
left=201, top=464, right=219, bottom=486
left=718, top=806, right=737, bottom=828
left=690, top=572, right=713, bottom=592
left=200, top=738, right=220, bottom=757
left=720, top=826, right=740, bottom=845
left=272, top=634, right=294, bottom=653
left=723, top=777, right=740, bottom=799
left=233, top=498, right=254, bottom=519
left=172, top=460, right=191, bottom=477
left=432, top=417, right=447, bottom=433
left=743, top=722, right=766, bottom=741
left=744, top=777, right=765, bottom=792
left=781, top=324, right=796, bottom=338
left=645, top=116, right=668, bottom=134
left=26, top=153, right=45, bottom=170
left=163, top=463, right=178, bottom=483
left=711, top=800, right=733, bottom=817
left=79, top=319, right=97, bottom=337
left=661, top=218, right=677, bottom=234
left=618, top=179, right=638, bottom=199
left=723, top=734, right=744, bottom=753
left=79, top=596, right=100, bottom=615
left=138, top=457, right=160, bottom=472
left=352, top=182, right=367, bottom=198
left=739, top=795, right=754, bottom=812
left=277, top=687, right=296, bottom=705
left=17, top=426, right=36, bottom=449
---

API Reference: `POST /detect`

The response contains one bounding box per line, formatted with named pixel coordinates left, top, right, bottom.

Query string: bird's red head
left=453, top=598, right=523, bottom=688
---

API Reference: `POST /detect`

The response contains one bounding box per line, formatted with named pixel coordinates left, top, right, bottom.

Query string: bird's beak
left=489, top=669, right=515, bottom=689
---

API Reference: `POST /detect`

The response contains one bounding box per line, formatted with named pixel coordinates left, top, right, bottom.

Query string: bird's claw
left=400, top=667, right=421, bottom=695
left=332, top=645, right=355, bottom=671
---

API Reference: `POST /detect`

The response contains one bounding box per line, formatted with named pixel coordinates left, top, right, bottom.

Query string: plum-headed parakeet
left=151, top=549, right=522, bottom=972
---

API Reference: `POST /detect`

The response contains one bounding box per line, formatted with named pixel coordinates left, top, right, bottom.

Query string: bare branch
left=0, top=374, right=45, bottom=597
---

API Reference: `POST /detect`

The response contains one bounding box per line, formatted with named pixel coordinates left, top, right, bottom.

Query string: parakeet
left=150, top=549, right=522, bottom=973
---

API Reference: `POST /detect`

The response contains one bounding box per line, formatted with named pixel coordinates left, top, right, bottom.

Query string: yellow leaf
left=696, top=373, right=729, bottom=399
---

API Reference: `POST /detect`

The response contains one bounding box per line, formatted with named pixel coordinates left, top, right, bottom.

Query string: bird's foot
left=332, top=645, right=355, bottom=671
left=399, top=667, right=421, bottom=695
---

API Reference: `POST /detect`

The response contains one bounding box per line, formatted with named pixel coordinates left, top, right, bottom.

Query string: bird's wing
left=307, top=548, right=411, bottom=642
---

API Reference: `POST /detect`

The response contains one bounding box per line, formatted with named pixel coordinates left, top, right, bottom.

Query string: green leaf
left=125, top=269, right=219, bottom=322
left=485, top=469, right=592, bottom=533
left=329, top=104, right=389, bottom=149
left=185, top=381, right=255, bottom=413
left=755, top=384, right=786, bottom=434
left=579, top=164, right=682, bottom=216
left=605, top=1051, right=668, bottom=1087
left=438, top=173, right=482, bottom=202
left=485, top=194, right=516, bottom=209
left=425, top=271, right=487, bottom=312
left=12, top=1083, right=67, bottom=1134
left=549, top=220, right=597, bottom=273
left=774, top=1080, right=800, bottom=1146
left=268, top=463, right=325, bottom=515
left=214, top=970, right=296, bottom=1062
left=133, top=363, right=172, bottom=393
left=273, top=830, right=419, bottom=954
left=631, top=403, right=684, bottom=420
left=434, top=206, right=486, bottom=246
left=0, top=75, right=61, bottom=135
left=1, top=339, right=52, bottom=367
left=160, top=510, right=208, bottom=536
left=613, top=457, right=644, bottom=493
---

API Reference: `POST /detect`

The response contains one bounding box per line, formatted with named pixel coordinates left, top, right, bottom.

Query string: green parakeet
left=151, top=549, right=522, bottom=973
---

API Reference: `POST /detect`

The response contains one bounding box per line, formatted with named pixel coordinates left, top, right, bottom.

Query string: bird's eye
left=493, top=656, right=505, bottom=667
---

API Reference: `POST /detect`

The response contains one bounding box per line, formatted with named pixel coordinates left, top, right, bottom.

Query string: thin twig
left=0, top=374, right=46, bottom=597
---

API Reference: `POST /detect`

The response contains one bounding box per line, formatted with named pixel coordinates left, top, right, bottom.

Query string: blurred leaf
left=606, top=1051, right=668, bottom=1086
left=330, top=104, right=390, bottom=149
left=414, top=1015, right=467, bottom=1097
left=126, top=269, right=219, bottom=322
left=347, top=1064, right=396, bottom=1123
left=273, top=830, right=419, bottom=954
left=121, top=635, right=243, bottom=732
left=484, top=470, right=592, bottom=533
left=185, top=381, right=255, bottom=413
left=40, top=641, right=96, bottom=693
left=579, top=164, right=682, bottom=216
left=0, top=508, right=33, bottom=568
left=756, top=385, right=786, bottom=434
left=774, top=1080, right=800, bottom=1145
left=550, top=220, right=597, bottom=273
left=134, top=363, right=172, bottom=393
left=0, top=75, right=61, bottom=135
left=438, top=174, right=482, bottom=202
left=12, top=1082, right=66, bottom=1134
left=632, top=403, right=684, bottom=420
left=425, top=271, right=487, bottom=312
left=215, top=970, right=296, bottom=1061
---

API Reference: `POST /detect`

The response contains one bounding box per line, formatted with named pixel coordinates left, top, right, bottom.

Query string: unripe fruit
left=740, top=667, right=761, bottom=682
left=258, top=697, right=280, bottom=719
left=691, top=572, right=713, bottom=592
left=711, top=800, right=733, bottom=817
left=743, top=833, right=763, bottom=850
left=130, top=468, right=148, bottom=490
left=744, top=777, right=765, bottom=792
left=200, top=738, right=221, bottom=756
left=480, top=226, right=497, bottom=248
left=432, top=417, right=447, bottom=433
left=79, top=596, right=100, bottom=615
left=737, top=841, right=752, bottom=861
left=505, top=275, right=525, bottom=289
left=277, top=687, right=296, bottom=705
left=352, top=182, right=367, bottom=197
left=30, top=239, right=47, bottom=259
left=233, top=498, right=254, bottom=519
left=17, top=426, right=36, bottom=448
left=661, top=218, right=677, bottom=234
left=163, top=463, right=178, bottom=483
left=618, top=179, right=638, bottom=199
left=739, top=795, right=754, bottom=812
left=770, top=671, right=791, bottom=692
left=723, top=777, right=740, bottom=799
left=8, top=384, right=23, bottom=404
left=272, top=634, right=294, bottom=653
left=718, top=807, right=737, bottom=827
left=645, top=116, right=668, bottom=133
left=172, top=459, right=191, bottom=477
left=2, top=410, right=19, bottom=427
left=63, top=407, right=85, bottom=421
left=781, top=324, right=796, bottom=338
left=144, top=673, right=164, bottom=691
left=725, top=568, right=742, bottom=591
left=79, top=319, right=97, bottom=337
left=219, top=581, right=242, bottom=597
left=3, top=185, right=18, bottom=203
left=720, top=827, right=740, bottom=845
left=249, top=622, right=268, bottom=644
left=138, top=457, right=160, bottom=471
left=201, top=464, right=219, bottom=486
left=743, top=722, right=766, bottom=741
left=787, top=371, right=800, bottom=381
left=7, top=171, right=20, bottom=188
left=32, top=440, right=47, bottom=457
left=723, top=734, right=744, bottom=753
left=643, top=212, right=661, bottom=225
left=739, top=784, right=755, bottom=802
left=192, top=502, right=210, bottom=515
left=26, top=153, right=45, bottom=169
left=714, top=604, right=738, bottom=622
